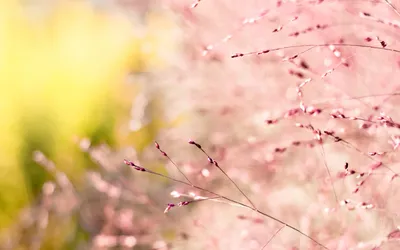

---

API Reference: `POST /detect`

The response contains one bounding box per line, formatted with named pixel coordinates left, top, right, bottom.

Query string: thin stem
left=383, top=0, right=400, bottom=18
left=319, top=143, right=339, bottom=204
left=298, top=93, right=400, bottom=110
left=296, top=75, right=339, bottom=206
left=189, top=141, right=258, bottom=210
left=261, top=225, right=286, bottom=250
left=232, top=43, right=400, bottom=58
left=324, top=134, right=398, bottom=175
left=188, top=196, right=222, bottom=203
left=125, top=160, right=330, bottom=250
left=154, top=141, right=193, bottom=185
left=168, top=155, right=193, bottom=184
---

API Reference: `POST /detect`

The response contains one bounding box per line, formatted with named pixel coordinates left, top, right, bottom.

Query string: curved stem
left=128, top=163, right=330, bottom=250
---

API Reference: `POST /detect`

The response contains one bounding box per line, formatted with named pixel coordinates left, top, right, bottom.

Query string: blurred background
left=0, top=0, right=189, bottom=249
left=1, top=0, right=400, bottom=249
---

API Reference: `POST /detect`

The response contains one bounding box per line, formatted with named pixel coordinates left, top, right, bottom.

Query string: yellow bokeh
left=0, top=0, right=181, bottom=236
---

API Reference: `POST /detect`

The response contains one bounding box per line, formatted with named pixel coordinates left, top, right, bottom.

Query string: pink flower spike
left=164, top=203, right=175, bottom=214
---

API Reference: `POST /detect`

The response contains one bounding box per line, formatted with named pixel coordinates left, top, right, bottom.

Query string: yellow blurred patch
left=0, top=1, right=184, bottom=241
left=0, top=0, right=135, bottom=231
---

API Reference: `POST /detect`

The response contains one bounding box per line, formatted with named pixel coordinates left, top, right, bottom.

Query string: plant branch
left=124, top=159, right=330, bottom=250
left=232, top=43, right=400, bottom=58
left=188, top=140, right=258, bottom=210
